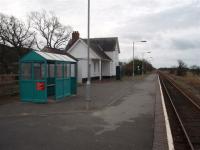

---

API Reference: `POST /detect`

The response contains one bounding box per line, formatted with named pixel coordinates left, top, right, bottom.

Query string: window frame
left=21, top=62, right=32, bottom=80
left=56, top=62, right=64, bottom=79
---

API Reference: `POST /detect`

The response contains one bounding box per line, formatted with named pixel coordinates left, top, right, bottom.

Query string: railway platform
left=0, top=74, right=170, bottom=150
left=153, top=75, right=171, bottom=150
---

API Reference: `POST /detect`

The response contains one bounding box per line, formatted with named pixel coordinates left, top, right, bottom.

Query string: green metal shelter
left=19, top=50, right=77, bottom=103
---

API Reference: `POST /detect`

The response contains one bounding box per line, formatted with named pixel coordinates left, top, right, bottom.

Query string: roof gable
left=81, top=39, right=112, bottom=60
left=68, top=40, right=102, bottom=59
left=82, top=37, right=119, bottom=52
left=20, top=50, right=46, bottom=62
left=66, top=37, right=120, bottom=61
left=67, top=39, right=111, bottom=61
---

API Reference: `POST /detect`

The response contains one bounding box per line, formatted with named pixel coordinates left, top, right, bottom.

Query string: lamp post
left=133, top=41, right=147, bottom=77
left=86, top=0, right=91, bottom=109
left=87, top=0, right=90, bottom=85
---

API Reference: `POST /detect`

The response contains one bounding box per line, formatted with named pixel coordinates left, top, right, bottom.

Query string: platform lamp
left=133, top=41, right=147, bottom=77
left=142, top=51, right=151, bottom=76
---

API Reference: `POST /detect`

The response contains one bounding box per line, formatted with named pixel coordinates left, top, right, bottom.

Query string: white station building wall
left=105, top=48, right=119, bottom=76
left=68, top=40, right=119, bottom=83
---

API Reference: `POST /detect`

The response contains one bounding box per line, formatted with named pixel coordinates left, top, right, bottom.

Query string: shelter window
left=67, top=64, right=70, bottom=77
left=64, top=64, right=70, bottom=78
left=21, top=63, right=32, bottom=80
left=57, top=63, right=63, bottom=78
left=34, top=63, right=45, bottom=80
left=48, top=64, right=55, bottom=78
left=71, top=64, right=75, bottom=77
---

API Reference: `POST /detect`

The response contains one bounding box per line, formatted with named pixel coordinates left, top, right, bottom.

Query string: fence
left=0, top=74, right=19, bottom=97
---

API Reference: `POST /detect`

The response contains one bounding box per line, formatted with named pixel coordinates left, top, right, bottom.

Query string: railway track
left=159, top=72, right=200, bottom=150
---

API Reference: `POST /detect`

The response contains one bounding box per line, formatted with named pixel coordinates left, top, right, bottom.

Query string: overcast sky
left=0, top=0, right=200, bottom=68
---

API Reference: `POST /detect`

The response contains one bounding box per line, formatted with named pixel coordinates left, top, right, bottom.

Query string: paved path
left=0, top=74, right=156, bottom=150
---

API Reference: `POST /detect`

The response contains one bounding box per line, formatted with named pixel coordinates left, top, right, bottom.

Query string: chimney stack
left=66, top=31, right=80, bottom=50
left=72, top=31, right=80, bottom=43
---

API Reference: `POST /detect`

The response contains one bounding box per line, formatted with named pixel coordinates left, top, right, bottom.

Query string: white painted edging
left=158, top=75, right=175, bottom=150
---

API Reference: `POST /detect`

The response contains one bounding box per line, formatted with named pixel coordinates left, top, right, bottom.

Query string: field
left=169, top=72, right=200, bottom=100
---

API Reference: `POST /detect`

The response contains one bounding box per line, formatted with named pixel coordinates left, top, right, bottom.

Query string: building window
left=94, top=61, right=99, bottom=73
left=97, top=62, right=99, bottom=72
left=94, top=62, right=96, bottom=73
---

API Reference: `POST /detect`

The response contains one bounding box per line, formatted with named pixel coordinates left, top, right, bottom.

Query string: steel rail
left=160, top=75, right=195, bottom=150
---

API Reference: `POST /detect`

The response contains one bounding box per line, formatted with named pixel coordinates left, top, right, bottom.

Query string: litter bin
left=116, top=66, right=121, bottom=80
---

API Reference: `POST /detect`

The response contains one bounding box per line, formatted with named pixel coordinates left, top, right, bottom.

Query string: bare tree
left=177, top=59, right=188, bottom=76
left=0, top=13, right=35, bottom=56
left=29, top=11, right=72, bottom=50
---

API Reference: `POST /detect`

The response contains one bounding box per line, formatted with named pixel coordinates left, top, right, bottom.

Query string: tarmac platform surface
left=0, top=74, right=168, bottom=150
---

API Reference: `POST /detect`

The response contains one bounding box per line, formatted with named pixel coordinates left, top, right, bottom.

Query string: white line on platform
left=158, top=75, right=175, bottom=150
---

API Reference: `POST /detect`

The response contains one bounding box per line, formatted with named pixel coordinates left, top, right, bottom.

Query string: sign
left=36, top=82, right=45, bottom=91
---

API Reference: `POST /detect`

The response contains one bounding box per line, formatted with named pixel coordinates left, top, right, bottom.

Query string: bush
left=169, top=67, right=176, bottom=74
left=121, top=58, right=154, bottom=76
left=190, top=65, right=200, bottom=76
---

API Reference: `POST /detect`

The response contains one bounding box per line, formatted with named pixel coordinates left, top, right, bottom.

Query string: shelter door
left=32, top=63, right=47, bottom=102
left=20, top=62, right=46, bottom=102
left=55, top=63, right=71, bottom=99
